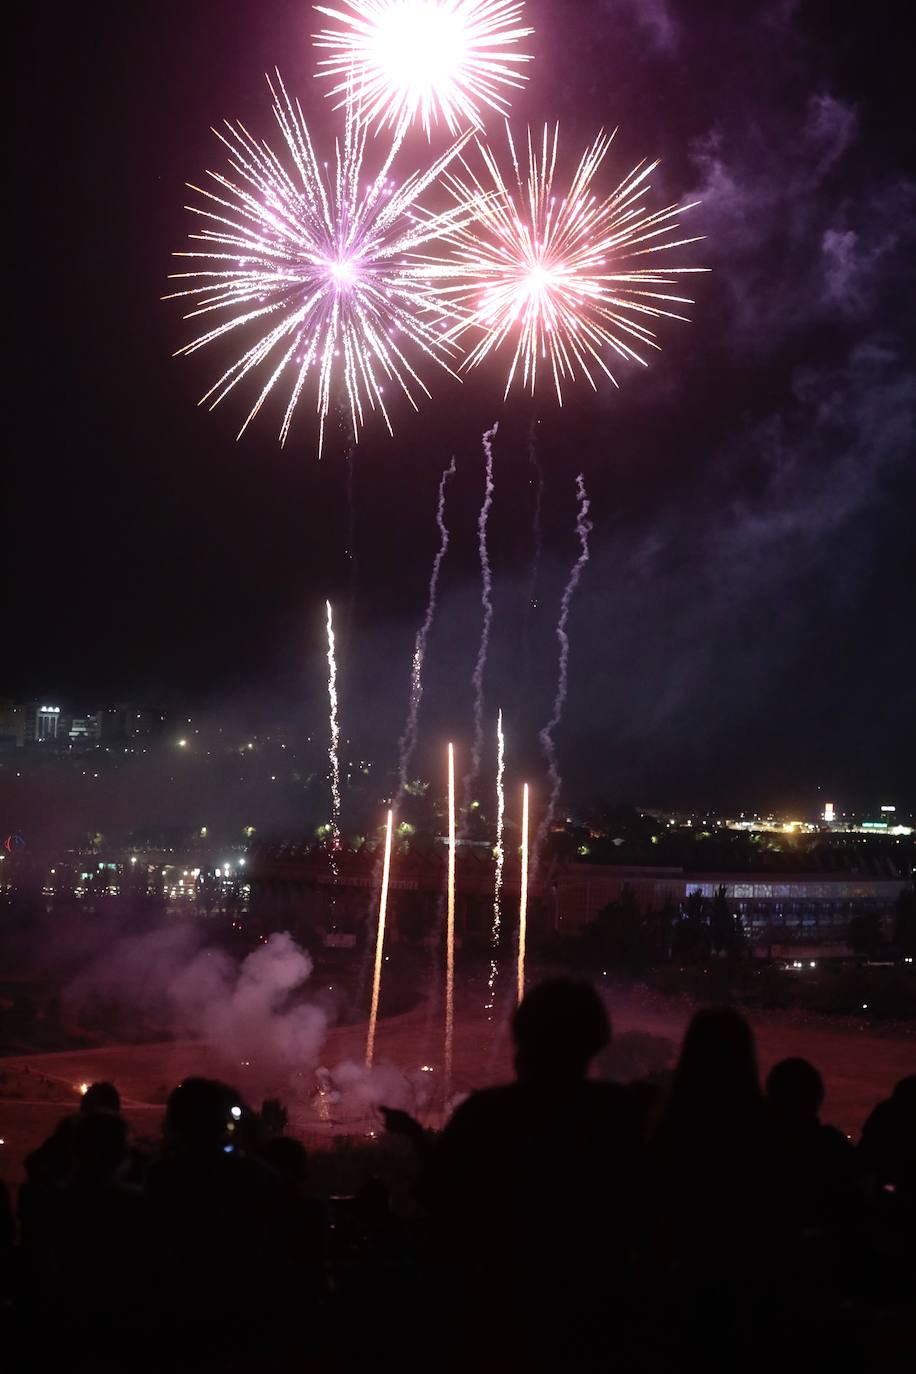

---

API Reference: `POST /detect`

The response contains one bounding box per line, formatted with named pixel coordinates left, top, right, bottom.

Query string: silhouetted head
left=81, top=1081, right=121, bottom=1115
left=655, top=1007, right=762, bottom=1144
left=73, top=1110, right=128, bottom=1181
left=766, top=1057, right=824, bottom=1123
left=165, top=1078, right=240, bottom=1155
left=512, top=979, right=610, bottom=1084
left=892, top=1074, right=916, bottom=1109
left=261, top=1134, right=309, bottom=1185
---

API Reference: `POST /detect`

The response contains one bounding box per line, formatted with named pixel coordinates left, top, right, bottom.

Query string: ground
left=2, top=976, right=913, bottom=1185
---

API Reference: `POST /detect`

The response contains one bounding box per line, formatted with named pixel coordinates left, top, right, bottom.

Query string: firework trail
left=463, top=421, right=498, bottom=813
left=517, top=781, right=529, bottom=1004
left=445, top=742, right=457, bottom=1096
left=395, top=456, right=457, bottom=808
left=534, top=475, right=592, bottom=864
left=522, top=412, right=544, bottom=668
left=313, top=1, right=534, bottom=138
left=365, top=808, right=393, bottom=1067
left=326, top=601, right=342, bottom=852
left=431, top=122, right=706, bottom=401
left=486, top=708, right=506, bottom=1014
left=166, top=71, right=481, bottom=454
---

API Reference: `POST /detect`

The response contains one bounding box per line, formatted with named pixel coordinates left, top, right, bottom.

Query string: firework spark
left=365, top=808, right=393, bottom=1067
left=445, top=741, right=457, bottom=1095
left=535, top=475, right=591, bottom=863
left=396, top=456, right=457, bottom=808
left=517, top=781, right=529, bottom=1005
left=313, top=1, right=534, bottom=138
left=432, top=122, right=705, bottom=401
left=326, top=601, right=342, bottom=854
left=166, top=72, right=479, bottom=454
left=486, top=708, right=505, bottom=1013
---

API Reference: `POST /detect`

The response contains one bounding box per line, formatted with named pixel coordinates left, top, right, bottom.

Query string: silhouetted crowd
left=2, top=982, right=914, bottom=1372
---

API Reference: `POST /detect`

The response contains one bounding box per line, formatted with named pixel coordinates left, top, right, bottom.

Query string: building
left=248, top=840, right=910, bottom=952
left=548, top=851, right=909, bottom=944
left=69, top=713, right=102, bottom=744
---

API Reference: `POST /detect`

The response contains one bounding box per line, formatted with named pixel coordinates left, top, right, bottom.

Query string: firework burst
left=312, top=0, right=534, bottom=137
left=166, top=72, right=479, bottom=453
left=430, top=122, right=706, bottom=402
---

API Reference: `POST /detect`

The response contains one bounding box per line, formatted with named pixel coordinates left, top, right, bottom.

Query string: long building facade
left=247, top=841, right=909, bottom=950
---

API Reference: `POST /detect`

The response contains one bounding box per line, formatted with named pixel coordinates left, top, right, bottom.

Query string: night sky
left=8, top=1, right=915, bottom=813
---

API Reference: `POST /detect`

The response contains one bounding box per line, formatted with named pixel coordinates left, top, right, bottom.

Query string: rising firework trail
left=445, top=742, right=457, bottom=1095
left=517, top=781, right=529, bottom=1004
left=463, top=422, right=498, bottom=813
left=432, top=122, right=706, bottom=401
left=486, top=708, right=506, bottom=1013
left=313, top=1, right=534, bottom=138
left=534, top=475, right=592, bottom=863
left=166, top=71, right=481, bottom=454
left=395, top=456, right=457, bottom=808
left=326, top=601, right=342, bottom=854
left=365, top=808, right=394, bottom=1067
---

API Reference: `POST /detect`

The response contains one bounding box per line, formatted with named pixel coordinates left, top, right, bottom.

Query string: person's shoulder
left=441, top=1084, right=518, bottom=1135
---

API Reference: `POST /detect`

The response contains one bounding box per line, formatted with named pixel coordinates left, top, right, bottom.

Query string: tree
left=709, top=884, right=748, bottom=959
left=672, top=890, right=712, bottom=962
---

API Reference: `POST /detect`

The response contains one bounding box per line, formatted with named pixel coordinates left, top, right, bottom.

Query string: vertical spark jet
left=365, top=809, right=393, bottom=1068
left=325, top=601, right=342, bottom=848
left=517, top=782, right=529, bottom=1005
left=326, top=601, right=342, bottom=928
left=445, top=742, right=457, bottom=1096
left=534, top=475, right=592, bottom=866
left=486, top=709, right=505, bottom=1014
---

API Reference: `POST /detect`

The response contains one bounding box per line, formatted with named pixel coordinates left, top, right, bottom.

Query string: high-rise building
left=69, top=714, right=102, bottom=744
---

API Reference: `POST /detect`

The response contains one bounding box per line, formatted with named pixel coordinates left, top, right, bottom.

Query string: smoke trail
left=522, top=415, right=545, bottom=669
left=464, top=421, right=498, bottom=811
left=395, top=456, right=457, bottom=808
left=486, top=709, right=505, bottom=1015
left=534, top=474, right=592, bottom=864
left=345, top=442, right=358, bottom=631
left=365, top=808, right=393, bottom=1068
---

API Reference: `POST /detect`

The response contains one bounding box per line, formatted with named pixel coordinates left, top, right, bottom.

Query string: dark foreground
left=2, top=980, right=914, bottom=1373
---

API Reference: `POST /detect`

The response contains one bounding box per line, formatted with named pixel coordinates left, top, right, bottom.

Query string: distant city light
left=177, top=739, right=188, bottom=748
left=824, top=802, right=835, bottom=823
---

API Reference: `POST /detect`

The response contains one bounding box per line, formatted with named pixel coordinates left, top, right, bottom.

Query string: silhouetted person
left=145, top=1078, right=323, bottom=1365
left=858, top=1075, right=916, bottom=1199
left=648, top=1008, right=775, bottom=1367
left=766, top=1057, right=855, bottom=1226
left=79, top=1080, right=121, bottom=1114
left=48, top=1110, right=149, bottom=1363
left=425, top=979, right=645, bottom=1372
